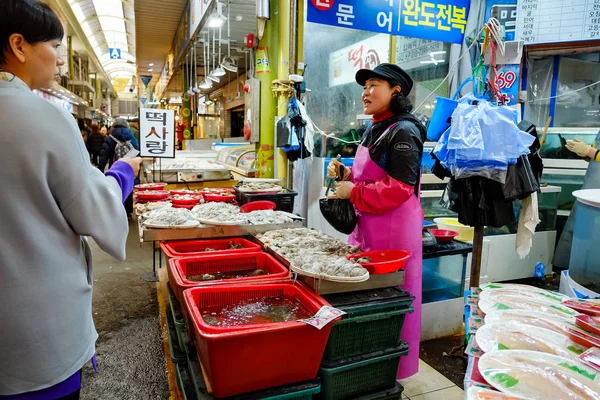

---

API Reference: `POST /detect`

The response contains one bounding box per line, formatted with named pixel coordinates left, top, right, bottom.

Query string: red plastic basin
left=240, top=200, right=277, bottom=213
left=428, top=229, right=458, bottom=244
left=347, top=250, right=411, bottom=274
left=204, top=193, right=236, bottom=202
left=171, top=196, right=201, bottom=205
left=136, top=190, right=169, bottom=201
left=161, top=238, right=262, bottom=258
left=168, top=252, right=290, bottom=303
left=183, top=282, right=336, bottom=398
left=135, top=182, right=168, bottom=191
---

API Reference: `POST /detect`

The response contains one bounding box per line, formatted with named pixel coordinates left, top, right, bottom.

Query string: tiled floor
left=399, top=359, right=464, bottom=400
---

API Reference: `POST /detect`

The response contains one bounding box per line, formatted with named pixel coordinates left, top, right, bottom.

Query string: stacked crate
left=162, top=238, right=325, bottom=399
left=318, top=288, right=415, bottom=400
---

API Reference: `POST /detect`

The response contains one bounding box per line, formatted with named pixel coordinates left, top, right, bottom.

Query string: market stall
left=137, top=204, right=417, bottom=398
left=464, top=283, right=600, bottom=399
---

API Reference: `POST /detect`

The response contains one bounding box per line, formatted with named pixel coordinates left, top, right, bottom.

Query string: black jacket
left=87, top=132, right=105, bottom=156
left=361, top=112, right=427, bottom=188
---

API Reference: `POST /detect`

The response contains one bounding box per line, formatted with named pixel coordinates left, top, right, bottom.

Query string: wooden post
left=470, top=226, right=485, bottom=287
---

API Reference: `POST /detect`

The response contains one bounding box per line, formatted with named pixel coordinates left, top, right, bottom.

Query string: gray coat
left=0, top=75, right=129, bottom=394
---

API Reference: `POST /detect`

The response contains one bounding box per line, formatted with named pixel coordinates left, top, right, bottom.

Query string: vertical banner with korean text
left=140, top=108, right=176, bottom=158
left=307, top=0, right=471, bottom=44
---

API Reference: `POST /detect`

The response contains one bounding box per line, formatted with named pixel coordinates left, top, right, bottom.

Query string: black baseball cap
left=355, top=63, right=413, bottom=95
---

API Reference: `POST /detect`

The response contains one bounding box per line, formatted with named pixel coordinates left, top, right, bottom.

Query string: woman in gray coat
left=0, top=1, right=142, bottom=398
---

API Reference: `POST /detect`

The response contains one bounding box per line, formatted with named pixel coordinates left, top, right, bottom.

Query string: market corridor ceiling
left=67, top=0, right=137, bottom=81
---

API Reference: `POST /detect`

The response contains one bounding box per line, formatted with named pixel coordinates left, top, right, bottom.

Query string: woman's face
left=362, top=78, right=400, bottom=116
left=100, top=127, right=108, bottom=135
left=28, top=39, right=64, bottom=89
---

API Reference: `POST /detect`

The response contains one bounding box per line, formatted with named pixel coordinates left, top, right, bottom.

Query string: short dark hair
left=0, top=0, right=64, bottom=65
left=388, top=80, right=413, bottom=114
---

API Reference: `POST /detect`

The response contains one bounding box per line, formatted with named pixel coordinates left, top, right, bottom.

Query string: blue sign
left=484, top=63, right=520, bottom=106
left=484, top=0, right=517, bottom=41
left=109, top=48, right=121, bottom=60
left=307, top=0, right=471, bottom=44
left=140, top=75, right=152, bottom=88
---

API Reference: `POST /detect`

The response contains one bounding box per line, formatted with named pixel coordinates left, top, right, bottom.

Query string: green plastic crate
left=166, top=311, right=187, bottom=365
left=359, top=382, right=404, bottom=400
left=318, top=344, right=408, bottom=400
left=322, top=288, right=414, bottom=362
left=175, top=361, right=198, bottom=400
left=168, top=285, right=188, bottom=351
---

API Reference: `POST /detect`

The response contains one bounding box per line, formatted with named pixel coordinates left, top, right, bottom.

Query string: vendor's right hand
left=327, top=160, right=351, bottom=180
left=121, top=157, right=143, bottom=177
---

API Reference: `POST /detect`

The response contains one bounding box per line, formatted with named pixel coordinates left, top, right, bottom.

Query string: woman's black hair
left=388, top=80, right=413, bottom=114
left=0, top=0, right=64, bottom=65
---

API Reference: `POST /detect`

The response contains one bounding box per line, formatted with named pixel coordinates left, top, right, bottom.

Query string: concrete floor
left=80, top=220, right=170, bottom=399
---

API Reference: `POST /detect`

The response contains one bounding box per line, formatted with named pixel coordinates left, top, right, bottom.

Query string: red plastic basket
left=136, top=190, right=169, bottom=200
left=170, top=189, right=199, bottom=196
left=347, top=250, right=411, bottom=274
left=204, top=193, right=236, bottom=202
left=161, top=238, right=262, bottom=258
left=183, top=282, right=336, bottom=398
left=240, top=200, right=277, bottom=213
left=168, top=252, right=291, bottom=303
left=171, top=196, right=201, bottom=205
left=135, top=182, right=168, bottom=191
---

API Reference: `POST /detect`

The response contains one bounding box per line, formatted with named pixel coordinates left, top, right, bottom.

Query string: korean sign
left=140, top=109, right=176, bottom=158
left=485, top=0, right=517, bottom=41
left=329, top=34, right=390, bottom=87
left=307, top=0, right=471, bottom=44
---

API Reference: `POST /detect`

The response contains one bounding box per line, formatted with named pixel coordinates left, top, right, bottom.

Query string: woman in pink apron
left=328, top=64, right=427, bottom=379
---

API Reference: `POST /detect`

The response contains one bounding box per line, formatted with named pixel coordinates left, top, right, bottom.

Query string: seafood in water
left=201, top=296, right=311, bottom=327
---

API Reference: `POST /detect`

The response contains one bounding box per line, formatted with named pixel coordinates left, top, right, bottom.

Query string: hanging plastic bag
left=276, top=115, right=292, bottom=148
left=319, top=165, right=356, bottom=235
left=503, top=155, right=540, bottom=201
left=434, top=98, right=535, bottom=184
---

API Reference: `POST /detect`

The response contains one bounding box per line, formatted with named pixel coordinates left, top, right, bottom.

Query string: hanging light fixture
left=186, top=52, right=194, bottom=95
left=208, top=28, right=220, bottom=82
left=199, top=32, right=213, bottom=90
left=213, top=25, right=226, bottom=77
left=208, top=2, right=227, bottom=28
left=193, top=42, right=201, bottom=93
left=221, top=0, right=238, bottom=73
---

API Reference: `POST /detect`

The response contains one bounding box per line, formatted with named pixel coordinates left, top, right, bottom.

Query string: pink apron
left=349, top=124, right=423, bottom=379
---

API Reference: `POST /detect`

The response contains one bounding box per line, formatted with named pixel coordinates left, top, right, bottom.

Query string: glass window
left=303, top=22, right=450, bottom=159
left=525, top=53, right=600, bottom=128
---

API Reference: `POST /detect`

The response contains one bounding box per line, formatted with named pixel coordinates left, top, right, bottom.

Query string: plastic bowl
left=240, top=201, right=277, bottom=213
left=428, top=229, right=458, bottom=244
left=137, top=190, right=170, bottom=200
left=433, top=218, right=474, bottom=242
left=135, top=182, right=168, bottom=191
left=204, top=193, right=236, bottom=202
left=347, top=250, right=411, bottom=274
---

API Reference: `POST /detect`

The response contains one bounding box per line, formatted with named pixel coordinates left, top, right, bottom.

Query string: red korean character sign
left=140, top=108, right=176, bottom=158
